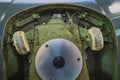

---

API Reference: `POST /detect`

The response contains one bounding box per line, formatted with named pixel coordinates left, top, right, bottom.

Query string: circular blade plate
left=35, top=39, right=83, bottom=80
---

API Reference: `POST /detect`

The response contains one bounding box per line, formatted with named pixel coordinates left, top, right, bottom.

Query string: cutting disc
left=35, top=39, right=83, bottom=80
